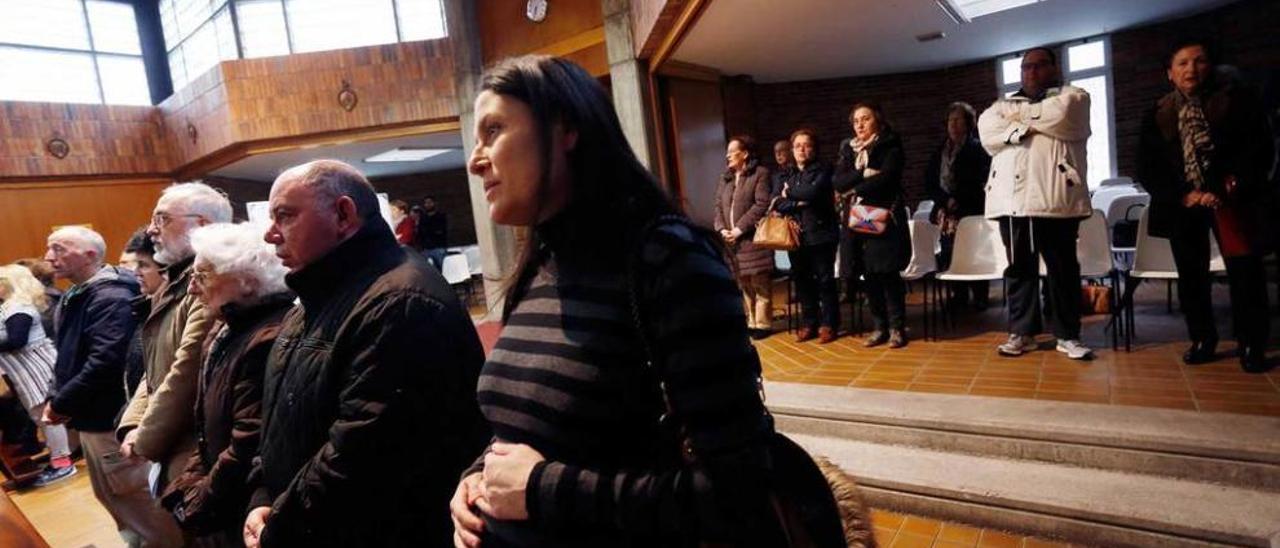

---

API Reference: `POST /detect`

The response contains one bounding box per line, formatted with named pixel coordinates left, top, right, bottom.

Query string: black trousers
left=1168, top=216, right=1271, bottom=346
left=791, top=242, right=840, bottom=330
left=939, top=232, right=990, bottom=305
left=999, top=217, right=1082, bottom=340
left=864, top=272, right=906, bottom=331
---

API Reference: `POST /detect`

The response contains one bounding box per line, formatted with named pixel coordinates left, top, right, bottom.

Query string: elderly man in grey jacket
left=979, top=46, right=1093, bottom=360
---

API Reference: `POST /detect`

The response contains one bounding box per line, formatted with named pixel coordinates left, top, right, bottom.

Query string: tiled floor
left=871, top=509, right=1074, bottom=548
left=758, top=280, right=1280, bottom=416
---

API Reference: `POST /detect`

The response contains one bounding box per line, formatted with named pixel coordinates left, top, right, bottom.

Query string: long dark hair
left=480, top=55, right=680, bottom=322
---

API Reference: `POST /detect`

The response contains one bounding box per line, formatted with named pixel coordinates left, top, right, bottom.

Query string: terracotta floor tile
left=890, top=533, right=936, bottom=548
left=1193, top=390, right=1280, bottom=404
left=1035, top=391, right=1110, bottom=404
left=801, top=375, right=855, bottom=386
left=937, top=522, right=982, bottom=545
left=874, top=527, right=899, bottom=547
left=972, top=378, right=1039, bottom=389
left=871, top=509, right=906, bottom=529
left=1187, top=380, right=1279, bottom=394
left=914, top=374, right=978, bottom=384
left=1195, top=400, right=1280, bottom=416
left=1037, top=380, right=1110, bottom=393
left=1109, top=385, right=1192, bottom=399
left=977, top=529, right=1024, bottom=548
left=900, top=516, right=942, bottom=537
left=908, top=383, right=970, bottom=394
left=969, top=386, right=1037, bottom=398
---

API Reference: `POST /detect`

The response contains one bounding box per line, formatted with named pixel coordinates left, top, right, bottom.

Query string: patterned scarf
left=851, top=134, right=879, bottom=171
left=939, top=139, right=961, bottom=195
left=1177, top=94, right=1214, bottom=189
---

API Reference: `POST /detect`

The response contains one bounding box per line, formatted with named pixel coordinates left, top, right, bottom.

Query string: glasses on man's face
left=191, top=269, right=215, bottom=287
left=151, top=212, right=203, bottom=228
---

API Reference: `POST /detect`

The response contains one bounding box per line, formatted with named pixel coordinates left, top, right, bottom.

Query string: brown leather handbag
left=754, top=197, right=801, bottom=251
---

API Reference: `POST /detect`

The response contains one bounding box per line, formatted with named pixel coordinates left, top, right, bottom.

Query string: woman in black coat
left=833, top=102, right=911, bottom=348
left=1137, top=39, right=1274, bottom=372
left=925, top=102, right=991, bottom=309
left=779, top=129, right=841, bottom=343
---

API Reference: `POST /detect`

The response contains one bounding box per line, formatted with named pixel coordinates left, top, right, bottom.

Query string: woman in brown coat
left=160, top=223, right=294, bottom=546
left=715, top=136, right=775, bottom=339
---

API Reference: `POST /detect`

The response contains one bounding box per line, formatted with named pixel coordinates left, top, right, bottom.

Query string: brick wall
left=206, top=167, right=477, bottom=247
left=724, top=0, right=1279, bottom=203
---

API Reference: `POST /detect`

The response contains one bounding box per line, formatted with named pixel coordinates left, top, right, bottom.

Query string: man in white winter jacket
left=978, top=47, right=1093, bottom=359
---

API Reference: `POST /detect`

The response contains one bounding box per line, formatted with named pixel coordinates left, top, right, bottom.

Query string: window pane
left=1069, top=75, right=1113, bottom=188
left=0, top=46, right=100, bottom=103
left=1068, top=41, right=1105, bottom=73
left=169, top=46, right=188, bottom=90
left=182, top=20, right=221, bottom=82
left=87, top=0, right=142, bottom=55
left=396, top=0, right=446, bottom=41
left=214, top=6, right=238, bottom=58
left=237, top=0, right=290, bottom=57
left=174, top=0, right=213, bottom=42
left=286, top=0, right=397, bottom=54
left=1000, top=57, right=1021, bottom=87
left=98, top=54, right=151, bottom=105
left=160, top=0, right=178, bottom=48
left=0, top=0, right=90, bottom=50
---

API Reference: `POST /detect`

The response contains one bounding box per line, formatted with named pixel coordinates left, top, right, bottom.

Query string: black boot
left=1182, top=339, right=1217, bottom=365
left=1240, top=345, right=1272, bottom=373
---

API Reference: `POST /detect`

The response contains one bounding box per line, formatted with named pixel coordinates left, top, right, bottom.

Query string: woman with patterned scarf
left=1138, top=38, right=1275, bottom=373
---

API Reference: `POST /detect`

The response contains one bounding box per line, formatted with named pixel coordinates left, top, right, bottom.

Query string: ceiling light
left=939, top=0, right=1044, bottom=23
left=363, top=147, right=453, bottom=163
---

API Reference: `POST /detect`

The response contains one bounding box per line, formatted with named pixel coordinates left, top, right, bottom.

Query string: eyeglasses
left=191, top=269, right=215, bottom=286
left=150, top=212, right=204, bottom=228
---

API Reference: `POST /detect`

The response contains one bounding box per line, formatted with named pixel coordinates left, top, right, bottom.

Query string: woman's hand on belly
left=477, top=442, right=546, bottom=521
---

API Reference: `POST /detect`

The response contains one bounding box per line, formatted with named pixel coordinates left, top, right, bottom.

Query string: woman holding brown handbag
left=834, top=102, right=911, bottom=348
left=1138, top=38, right=1274, bottom=372
left=716, top=136, right=775, bottom=339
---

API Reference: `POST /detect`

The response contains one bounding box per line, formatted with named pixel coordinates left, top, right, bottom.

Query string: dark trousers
left=791, top=242, right=840, bottom=330
left=999, top=217, right=1082, bottom=339
left=939, top=232, right=990, bottom=305
left=1168, top=219, right=1271, bottom=346
left=864, top=272, right=906, bottom=331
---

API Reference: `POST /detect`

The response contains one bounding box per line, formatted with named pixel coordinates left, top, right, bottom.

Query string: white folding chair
left=936, top=216, right=1008, bottom=330
left=913, top=200, right=935, bottom=222
left=441, top=253, right=473, bottom=305
left=462, top=245, right=483, bottom=276
left=1104, top=194, right=1150, bottom=269
left=901, top=220, right=941, bottom=340
left=773, top=251, right=798, bottom=333
left=1121, top=208, right=1225, bottom=349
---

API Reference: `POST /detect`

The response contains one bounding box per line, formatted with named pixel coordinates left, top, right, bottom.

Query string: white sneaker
left=997, top=334, right=1036, bottom=356
left=1056, top=339, right=1093, bottom=360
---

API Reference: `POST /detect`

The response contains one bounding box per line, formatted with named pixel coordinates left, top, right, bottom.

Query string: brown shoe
left=796, top=327, right=817, bottom=343
left=889, top=329, right=908, bottom=349
left=818, top=326, right=836, bottom=344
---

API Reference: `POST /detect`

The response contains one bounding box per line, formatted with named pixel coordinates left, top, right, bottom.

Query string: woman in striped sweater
left=451, top=55, right=786, bottom=547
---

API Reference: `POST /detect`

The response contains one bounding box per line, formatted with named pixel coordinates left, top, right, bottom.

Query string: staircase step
left=792, top=434, right=1280, bottom=547
left=766, top=383, right=1280, bottom=490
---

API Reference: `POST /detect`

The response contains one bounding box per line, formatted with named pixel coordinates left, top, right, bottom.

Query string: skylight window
left=364, top=148, right=453, bottom=163
left=940, top=0, right=1045, bottom=22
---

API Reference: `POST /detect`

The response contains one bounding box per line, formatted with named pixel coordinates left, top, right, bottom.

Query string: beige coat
left=118, top=258, right=213, bottom=481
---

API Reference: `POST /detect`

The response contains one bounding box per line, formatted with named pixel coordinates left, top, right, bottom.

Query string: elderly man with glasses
left=118, top=182, right=232, bottom=506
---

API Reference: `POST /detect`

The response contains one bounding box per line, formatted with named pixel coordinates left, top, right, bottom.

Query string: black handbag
left=628, top=215, right=846, bottom=548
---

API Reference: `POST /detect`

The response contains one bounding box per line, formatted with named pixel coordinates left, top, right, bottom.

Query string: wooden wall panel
left=0, top=102, right=175, bottom=178
left=478, top=0, right=603, bottom=66
left=0, top=178, right=169, bottom=264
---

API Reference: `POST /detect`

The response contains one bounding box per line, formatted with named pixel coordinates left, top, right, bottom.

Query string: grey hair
left=48, top=226, right=107, bottom=261
left=161, top=181, right=233, bottom=223
left=277, top=160, right=379, bottom=221
left=189, top=222, right=289, bottom=302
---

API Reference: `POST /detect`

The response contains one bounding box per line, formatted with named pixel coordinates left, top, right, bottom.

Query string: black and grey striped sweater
left=471, top=217, right=780, bottom=546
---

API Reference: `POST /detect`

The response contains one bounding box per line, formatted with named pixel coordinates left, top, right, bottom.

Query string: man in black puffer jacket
left=243, top=160, right=490, bottom=547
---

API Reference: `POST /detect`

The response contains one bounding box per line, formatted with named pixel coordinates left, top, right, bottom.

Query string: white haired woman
left=159, top=223, right=293, bottom=546
left=0, top=264, right=75, bottom=487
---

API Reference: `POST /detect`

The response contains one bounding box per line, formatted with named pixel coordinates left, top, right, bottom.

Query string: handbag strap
left=626, top=214, right=771, bottom=465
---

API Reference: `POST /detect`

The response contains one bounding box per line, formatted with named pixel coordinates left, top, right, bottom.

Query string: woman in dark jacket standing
left=833, top=102, right=911, bottom=348
left=925, top=102, right=992, bottom=309
left=780, top=129, right=841, bottom=343
left=1138, top=39, right=1275, bottom=372
left=715, top=136, right=775, bottom=339
left=161, top=223, right=294, bottom=546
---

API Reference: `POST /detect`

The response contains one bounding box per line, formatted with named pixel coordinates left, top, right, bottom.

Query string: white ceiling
left=674, top=0, right=1240, bottom=82
left=210, top=130, right=465, bottom=181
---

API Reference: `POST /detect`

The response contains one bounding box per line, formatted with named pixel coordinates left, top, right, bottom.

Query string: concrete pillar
left=444, top=0, right=519, bottom=320
left=602, top=0, right=661, bottom=171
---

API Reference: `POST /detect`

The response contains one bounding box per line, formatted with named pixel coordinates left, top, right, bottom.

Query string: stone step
left=791, top=433, right=1280, bottom=547
left=765, top=383, right=1280, bottom=490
